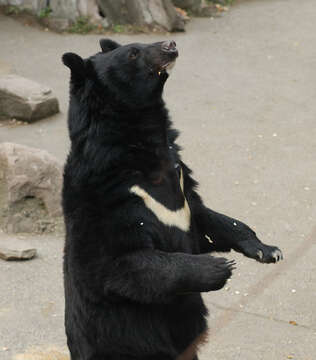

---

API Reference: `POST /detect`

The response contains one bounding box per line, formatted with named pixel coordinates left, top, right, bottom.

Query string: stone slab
left=0, top=74, right=59, bottom=122
left=0, top=238, right=37, bottom=260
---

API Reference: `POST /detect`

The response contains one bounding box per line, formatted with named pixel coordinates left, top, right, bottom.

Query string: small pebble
left=235, top=290, right=240, bottom=295
left=234, top=181, right=239, bottom=185
left=140, top=222, right=144, bottom=226
left=251, top=202, right=257, bottom=206
left=233, top=222, right=237, bottom=226
left=291, top=289, right=296, bottom=293
left=304, top=186, right=310, bottom=191
left=272, top=133, right=277, bottom=137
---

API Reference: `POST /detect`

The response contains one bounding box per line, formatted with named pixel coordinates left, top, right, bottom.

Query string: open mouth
left=158, top=60, right=176, bottom=76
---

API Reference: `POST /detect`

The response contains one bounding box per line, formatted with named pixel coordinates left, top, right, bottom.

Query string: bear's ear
left=99, top=39, right=121, bottom=53
left=62, top=52, right=85, bottom=83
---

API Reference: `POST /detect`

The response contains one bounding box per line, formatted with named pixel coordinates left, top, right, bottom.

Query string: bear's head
left=62, top=39, right=178, bottom=109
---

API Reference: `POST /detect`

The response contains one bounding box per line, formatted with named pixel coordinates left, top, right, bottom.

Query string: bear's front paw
left=197, top=256, right=236, bottom=292
left=236, top=240, right=283, bottom=264
left=256, top=244, right=283, bottom=263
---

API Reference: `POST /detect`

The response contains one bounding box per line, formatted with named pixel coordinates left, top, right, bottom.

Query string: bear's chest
left=130, top=164, right=191, bottom=233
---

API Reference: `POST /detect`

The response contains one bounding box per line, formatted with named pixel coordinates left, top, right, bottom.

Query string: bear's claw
left=237, top=240, right=283, bottom=264
left=271, top=249, right=283, bottom=262
left=254, top=245, right=283, bottom=263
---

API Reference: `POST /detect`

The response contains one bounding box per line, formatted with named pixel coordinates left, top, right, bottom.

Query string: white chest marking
left=130, top=169, right=191, bottom=232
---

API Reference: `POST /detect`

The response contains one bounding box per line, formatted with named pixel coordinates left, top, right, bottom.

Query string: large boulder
left=40, top=0, right=79, bottom=21
left=0, top=74, right=59, bottom=122
left=77, top=0, right=102, bottom=22
left=0, top=143, right=63, bottom=234
left=97, top=0, right=185, bottom=32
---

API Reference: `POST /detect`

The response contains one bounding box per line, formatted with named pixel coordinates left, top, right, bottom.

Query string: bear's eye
left=128, top=48, right=140, bottom=60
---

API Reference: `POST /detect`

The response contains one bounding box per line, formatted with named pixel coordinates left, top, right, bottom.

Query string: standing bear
left=62, top=39, right=283, bottom=360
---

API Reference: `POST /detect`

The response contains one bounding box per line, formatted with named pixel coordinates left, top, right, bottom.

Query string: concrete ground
left=0, top=0, right=316, bottom=359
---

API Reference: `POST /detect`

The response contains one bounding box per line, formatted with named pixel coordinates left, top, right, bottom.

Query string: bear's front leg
left=104, top=250, right=235, bottom=304
left=180, top=161, right=282, bottom=264
left=194, top=207, right=283, bottom=264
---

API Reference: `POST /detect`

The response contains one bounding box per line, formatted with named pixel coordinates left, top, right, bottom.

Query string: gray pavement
left=1, top=0, right=316, bottom=359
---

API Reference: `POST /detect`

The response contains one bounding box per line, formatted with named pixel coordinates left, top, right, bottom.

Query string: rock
left=172, top=0, right=220, bottom=17
left=0, top=75, right=59, bottom=122
left=160, top=0, right=185, bottom=32
left=100, top=17, right=109, bottom=29
left=0, top=0, right=38, bottom=12
left=172, top=0, right=201, bottom=13
left=197, top=4, right=219, bottom=17
left=77, top=0, right=102, bottom=23
left=0, top=238, right=37, bottom=261
left=98, top=0, right=185, bottom=32
left=207, top=0, right=227, bottom=4
left=1, top=0, right=78, bottom=21
left=0, top=143, right=63, bottom=234
left=41, top=17, right=70, bottom=32
left=38, top=0, right=79, bottom=21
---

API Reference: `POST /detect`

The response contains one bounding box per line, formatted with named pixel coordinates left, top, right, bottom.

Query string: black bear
left=62, top=39, right=283, bottom=360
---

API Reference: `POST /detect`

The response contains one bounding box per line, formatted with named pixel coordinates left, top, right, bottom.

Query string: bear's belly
left=67, top=292, right=207, bottom=358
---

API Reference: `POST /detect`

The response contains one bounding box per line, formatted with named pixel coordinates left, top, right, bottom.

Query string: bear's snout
left=162, top=40, right=177, bottom=54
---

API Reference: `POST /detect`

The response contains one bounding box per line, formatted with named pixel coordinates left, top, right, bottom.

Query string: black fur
left=62, top=40, right=283, bottom=360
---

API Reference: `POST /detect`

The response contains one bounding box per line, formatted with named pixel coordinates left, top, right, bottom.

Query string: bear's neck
left=107, top=104, right=170, bottom=148
left=68, top=97, right=174, bottom=180
left=85, top=94, right=169, bottom=143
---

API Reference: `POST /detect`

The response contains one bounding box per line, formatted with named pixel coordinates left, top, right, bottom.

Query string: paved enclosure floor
left=1, top=0, right=316, bottom=359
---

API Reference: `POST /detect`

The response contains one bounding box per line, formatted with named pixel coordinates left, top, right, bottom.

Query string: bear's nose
left=161, top=40, right=177, bottom=53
